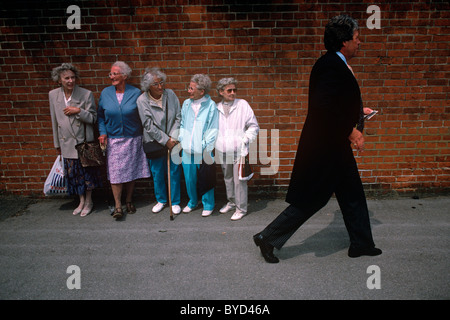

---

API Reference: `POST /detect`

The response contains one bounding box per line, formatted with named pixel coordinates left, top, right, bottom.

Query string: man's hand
left=363, top=107, right=373, bottom=115
left=349, top=127, right=365, bottom=152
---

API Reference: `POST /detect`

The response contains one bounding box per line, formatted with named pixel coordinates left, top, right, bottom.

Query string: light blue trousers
left=181, top=152, right=215, bottom=211
left=148, top=155, right=181, bottom=205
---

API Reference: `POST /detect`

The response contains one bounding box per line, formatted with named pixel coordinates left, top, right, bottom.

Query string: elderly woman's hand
left=98, top=134, right=108, bottom=147
left=165, top=137, right=178, bottom=150
left=63, top=106, right=80, bottom=117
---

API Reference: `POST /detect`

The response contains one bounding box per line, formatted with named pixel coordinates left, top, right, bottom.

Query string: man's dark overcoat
left=285, top=51, right=363, bottom=212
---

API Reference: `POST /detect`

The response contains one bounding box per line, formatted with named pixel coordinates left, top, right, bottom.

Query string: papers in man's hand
left=364, top=110, right=378, bottom=120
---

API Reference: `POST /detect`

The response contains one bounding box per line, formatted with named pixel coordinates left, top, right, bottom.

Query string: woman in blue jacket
left=98, top=61, right=150, bottom=219
left=179, top=74, right=219, bottom=217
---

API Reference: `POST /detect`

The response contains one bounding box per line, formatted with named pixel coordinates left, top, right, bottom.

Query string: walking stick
left=167, top=148, right=174, bottom=221
left=100, top=142, right=114, bottom=215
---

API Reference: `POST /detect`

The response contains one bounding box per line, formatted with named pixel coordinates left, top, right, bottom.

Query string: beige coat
left=49, top=85, right=97, bottom=159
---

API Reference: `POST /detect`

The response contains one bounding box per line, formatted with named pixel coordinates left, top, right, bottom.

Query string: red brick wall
left=1, top=0, right=449, bottom=197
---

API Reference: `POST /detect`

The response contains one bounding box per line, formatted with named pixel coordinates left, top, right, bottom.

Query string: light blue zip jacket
left=178, top=95, right=219, bottom=155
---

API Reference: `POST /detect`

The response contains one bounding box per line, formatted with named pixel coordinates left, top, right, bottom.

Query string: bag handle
left=159, top=94, right=168, bottom=145
left=80, top=115, right=97, bottom=144
left=165, top=95, right=168, bottom=135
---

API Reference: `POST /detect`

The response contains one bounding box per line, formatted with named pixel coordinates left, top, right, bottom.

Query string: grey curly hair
left=140, top=67, right=167, bottom=92
left=51, top=63, right=79, bottom=83
left=217, top=77, right=238, bottom=92
left=112, top=61, right=132, bottom=78
left=191, top=74, right=212, bottom=94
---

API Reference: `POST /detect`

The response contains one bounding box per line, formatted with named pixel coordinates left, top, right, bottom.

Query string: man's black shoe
left=253, top=233, right=279, bottom=263
left=348, top=246, right=382, bottom=258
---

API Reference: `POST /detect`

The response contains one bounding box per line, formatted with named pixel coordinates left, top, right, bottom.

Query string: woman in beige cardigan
left=49, top=63, right=101, bottom=217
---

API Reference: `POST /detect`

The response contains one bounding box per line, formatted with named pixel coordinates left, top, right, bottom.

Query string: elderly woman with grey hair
left=136, top=67, right=182, bottom=214
left=98, top=61, right=150, bottom=220
left=215, top=77, right=259, bottom=221
left=49, top=63, right=102, bottom=217
left=178, top=74, right=219, bottom=217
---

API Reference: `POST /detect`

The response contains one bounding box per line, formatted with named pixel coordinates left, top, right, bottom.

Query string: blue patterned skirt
left=64, top=158, right=102, bottom=195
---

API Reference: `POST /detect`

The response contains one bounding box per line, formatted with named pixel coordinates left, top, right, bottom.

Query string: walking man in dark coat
left=253, top=15, right=382, bottom=263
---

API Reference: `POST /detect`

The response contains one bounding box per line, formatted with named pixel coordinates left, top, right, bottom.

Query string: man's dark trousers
left=260, top=156, right=375, bottom=251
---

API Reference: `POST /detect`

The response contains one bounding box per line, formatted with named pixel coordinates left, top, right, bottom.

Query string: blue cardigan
left=98, top=84, right=143, bottom=138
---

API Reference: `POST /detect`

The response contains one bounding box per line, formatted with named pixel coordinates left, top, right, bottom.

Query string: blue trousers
left=182, top=152, right=215, bottom=211
left=148, top=155, right=181, bottom=205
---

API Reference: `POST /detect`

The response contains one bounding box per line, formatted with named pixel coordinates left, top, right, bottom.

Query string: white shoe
left=172, top=205, right=181, bottom=215
left=219, top=202, right=236, bottom=214
left=152, top=202, right=166, bottom=213
left=182, top=205, right=196, bottom=213
left=73, top=206, right=83, bottom=216
left=80, top=203, right=93, bottom=217
left=230, top=210, right=246, bottom=221
left=202, top=209, right=213, bottom=217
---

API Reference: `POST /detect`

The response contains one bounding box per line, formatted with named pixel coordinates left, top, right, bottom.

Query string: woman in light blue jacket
left=178, top=74, right=219, bottom=217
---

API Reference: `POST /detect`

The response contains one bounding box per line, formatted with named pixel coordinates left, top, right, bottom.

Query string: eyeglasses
left=187, top=85, right=205, bottom=92
left=226, top=88, right=237, bottom=93
left=109, top=72, right=123, bottom=77
left=151, top=81, right=165, bottom=87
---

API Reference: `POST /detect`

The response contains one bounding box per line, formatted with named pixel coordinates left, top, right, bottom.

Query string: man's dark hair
left=324, top=15, right=359, bottom=52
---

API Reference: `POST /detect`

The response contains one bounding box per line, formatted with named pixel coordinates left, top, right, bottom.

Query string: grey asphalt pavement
left=0, top=194, right=449, bottom=301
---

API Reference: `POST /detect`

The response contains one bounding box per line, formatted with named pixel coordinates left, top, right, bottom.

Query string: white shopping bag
left=43, top=155, right=68, bottom=195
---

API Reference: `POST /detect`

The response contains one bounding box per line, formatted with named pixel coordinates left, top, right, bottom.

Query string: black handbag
left=144, top=141, right=167, bottom=159
left=144, top=98, right=169, bottom=159
left=238, top=155, right=253, bottom=181
left=75, top=123, right=105, bottom=167
left=197, top=153, right=216, bottom=196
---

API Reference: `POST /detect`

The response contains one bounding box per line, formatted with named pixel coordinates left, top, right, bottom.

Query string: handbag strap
left=83, top=122, right=87, bottom=143
left=78, top=122, right=88, bottom=144
left=165, top=95, right=168, bottom=135
left=81, top=117, right=97, bottom=144
left=148, top=94, right=169, bottom=144
left=74, top=122, right=87, bottom=145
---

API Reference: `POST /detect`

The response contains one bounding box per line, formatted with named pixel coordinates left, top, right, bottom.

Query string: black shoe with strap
left=113, top=207, right=123, bottom=219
